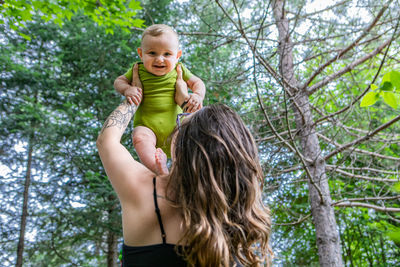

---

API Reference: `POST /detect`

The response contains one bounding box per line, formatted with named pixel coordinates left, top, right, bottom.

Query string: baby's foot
left=175, top=65, right=189, bottom=109
left=155, top=148, right=169, bottom=175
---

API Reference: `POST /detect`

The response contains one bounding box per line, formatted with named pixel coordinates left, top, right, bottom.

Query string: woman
left=97, top=71, right=272, bottom=266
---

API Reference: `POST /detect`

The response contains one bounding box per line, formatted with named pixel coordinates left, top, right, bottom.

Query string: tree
left=172, top=0, right=400, bottom=265
left=0, top=13, right=138, bottom=266
left=0, top=19, right=65, bottom=266
left=215, top=0, right=399, bottom=265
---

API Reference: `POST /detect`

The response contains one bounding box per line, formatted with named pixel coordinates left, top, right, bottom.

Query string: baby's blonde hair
left=141, top=24, right=179, bottom=45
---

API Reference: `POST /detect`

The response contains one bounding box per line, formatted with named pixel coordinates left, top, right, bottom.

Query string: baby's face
left=138, top=32, right=182, bottom=76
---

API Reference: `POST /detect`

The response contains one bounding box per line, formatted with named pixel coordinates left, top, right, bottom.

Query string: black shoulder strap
left=153, top=177, right=167, bottom=244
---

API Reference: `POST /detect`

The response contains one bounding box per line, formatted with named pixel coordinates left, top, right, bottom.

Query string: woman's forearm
left=97, top=101, right=137, bottom=144
left=114, top=75, right=131, bottom=96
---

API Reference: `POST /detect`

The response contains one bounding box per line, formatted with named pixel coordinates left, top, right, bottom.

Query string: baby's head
left=137, top=24, right=182, bottom=76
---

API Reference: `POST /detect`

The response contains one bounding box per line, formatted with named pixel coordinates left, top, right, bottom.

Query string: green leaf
left=382, top=72, right=391, bottom=84
left=105, top=28, right=114, bottom=35
left=20, top=9, right=32, bottom=21
left=132, top=18, right=144, bottom=28
left=32, top=1, right=43, bottom=9
left=18, top=32, right=31, bottom=41
left=380, top=81, right=393, bottom=92
left=370, top=84, right=378, bottom=90
left=390, top=71, right=400, bottom=91
left=394, top=182, right=400, bottom=192
left=387, top=230, right=400, bottom=243
left=382, top=92, right=398, bottom=109
left=360, top=91, right=379, bottom=107
left=64, top=10, right=73, bottom=21
left=129, top=1, right=142, bottom=10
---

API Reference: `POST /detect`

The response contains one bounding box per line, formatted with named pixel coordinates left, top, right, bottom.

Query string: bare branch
left=326, top=167, right=399, bottom=183
left=387, top=213, right=400, bottom=224
left=274, top=165, right=303, bottom=174
left=179, top=31, right=277, bottom=43
left=274, top=214, right=311, bottom=226
left=256, top=129, right=298, bottom=142
left=333, top=202, right=400, bottom=213
left=311, top=25, right=397, bottom=123
left=326, top=165, right=399, bottom=175
left=286, top=0, right=352, bottom=20
left=324, top=114, right=400, bottom=161
left=334, top=195, right=400, bottom=204
left=250, top=35, right=306, bottom=162
left=307, top=38, right=392, bottom=95
left=216, top=0, right=311, bottom=162
left=214, top=0, right=298, bottom=94
left=318, top=134, right=400, bottom=161
left=302, top=3, right=390, bottom=90
left=339, top=124, right=400, bottom=139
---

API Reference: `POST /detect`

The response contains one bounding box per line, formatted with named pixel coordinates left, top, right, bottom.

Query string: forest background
left=1, top=0, right=400, bottom=266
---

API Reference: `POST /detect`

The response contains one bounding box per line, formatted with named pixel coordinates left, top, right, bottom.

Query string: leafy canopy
left=0, top=0, right=144, bottom=38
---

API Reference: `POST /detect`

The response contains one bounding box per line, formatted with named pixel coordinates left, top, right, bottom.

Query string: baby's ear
left=177, top=50, right=182, bottom=59
left=137, top=47, right=143, bottom=59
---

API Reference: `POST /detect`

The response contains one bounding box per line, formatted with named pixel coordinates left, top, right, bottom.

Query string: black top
left=122, top=177, right=187, bottom=267
left=122, top=177, right=244, bottom=267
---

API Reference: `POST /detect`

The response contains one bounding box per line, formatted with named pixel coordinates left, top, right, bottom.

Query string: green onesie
left=124, top=62, right=193, bottom=157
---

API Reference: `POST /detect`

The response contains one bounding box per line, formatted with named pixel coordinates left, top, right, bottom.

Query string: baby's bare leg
left=132, top=126, right=158, bottom=173
left=155, top=148, right=169, bottom=175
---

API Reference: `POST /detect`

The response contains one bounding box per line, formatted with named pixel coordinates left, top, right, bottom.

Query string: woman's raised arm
left=96, top=101, right=153, bottom=204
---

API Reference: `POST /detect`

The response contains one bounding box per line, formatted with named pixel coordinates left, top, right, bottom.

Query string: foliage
left=360, top=70, right=400, bottom=109
left=0, top=0, right=144, bottom=38
left=387, top=182, right=400, bottom=245
left=0, top=13, right=140, bottom=265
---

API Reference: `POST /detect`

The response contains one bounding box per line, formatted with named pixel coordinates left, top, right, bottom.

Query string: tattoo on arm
left=100, top=101, right=136, bottom=134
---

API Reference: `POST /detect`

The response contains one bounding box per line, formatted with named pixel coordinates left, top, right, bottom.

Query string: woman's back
left=122, top=177, right=187, bottom=267
left=121, top=175, right=184, bottom=247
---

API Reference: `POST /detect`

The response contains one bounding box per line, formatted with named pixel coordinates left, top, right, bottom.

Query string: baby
left=114, top=24, right=206, bottom=174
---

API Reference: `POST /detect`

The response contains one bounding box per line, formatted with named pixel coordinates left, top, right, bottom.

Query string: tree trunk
left=272, top=1, right=343, bottom=266
left=107, top=195, right=119, bottom=267
left=16, top=135, right=34, bottom=267
left=107, top=229, right=118, bottom=267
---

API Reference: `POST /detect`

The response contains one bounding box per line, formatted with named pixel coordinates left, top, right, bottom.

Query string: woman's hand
left=186, top=93, right=203, bottom=113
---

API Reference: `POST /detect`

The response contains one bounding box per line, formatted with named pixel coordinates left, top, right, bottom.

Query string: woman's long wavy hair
left=166, top=104, right=272, bottom=267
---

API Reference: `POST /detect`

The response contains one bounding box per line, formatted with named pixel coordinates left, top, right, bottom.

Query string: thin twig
left=334, top=195, right=400, bottom=204
left=326, top=165, right=399, bottom=175
left=274, top=214, right=312, bottom=226
left=333, top=202, right=400, bottom=213
left=318, top=134, right=400, bottom=161
left=313, top=18, right=399, bottom=123
left=326, top=167, right=399, bottom=183
left=307, top=38, right=393, bottom=95
left=324, top=114, right=400, bottom=161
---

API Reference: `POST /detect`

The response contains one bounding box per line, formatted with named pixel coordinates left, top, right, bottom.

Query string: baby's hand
left=125, top=63, right=143, bottom=106
left=124, top=86, right=142, bottom=106
left=185, top=93, right=203, bottom=113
